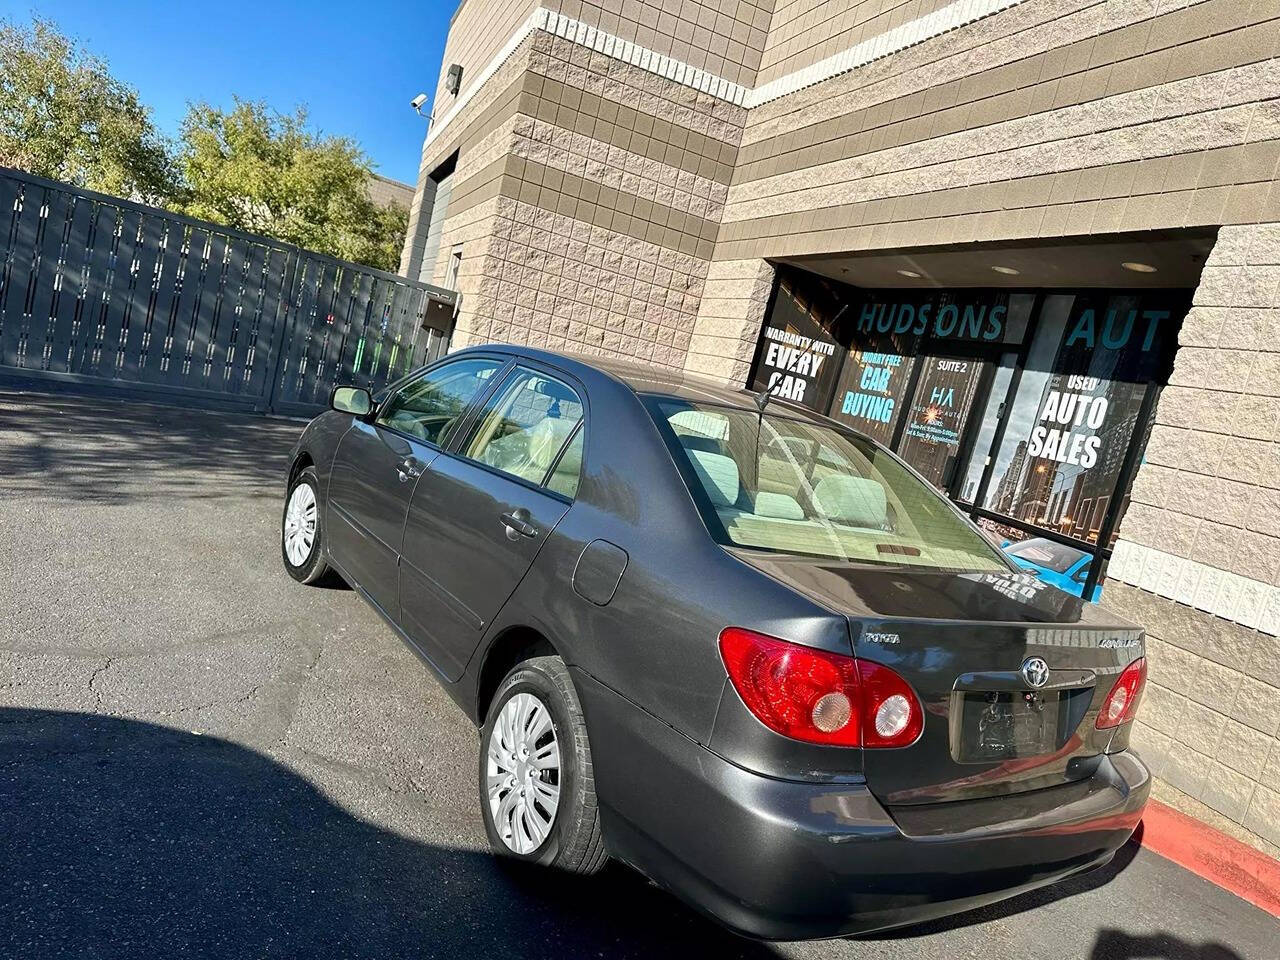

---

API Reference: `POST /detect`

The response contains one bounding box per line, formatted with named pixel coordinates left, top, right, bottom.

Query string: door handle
left=500, top=511, right=539, bottom=539
left=397, top=457, right=423, bottom=483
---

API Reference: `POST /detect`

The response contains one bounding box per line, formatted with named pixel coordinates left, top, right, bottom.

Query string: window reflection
left=981, top=293, right=1174, bottom=546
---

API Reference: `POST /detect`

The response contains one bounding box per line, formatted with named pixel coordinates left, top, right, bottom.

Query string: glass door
left=894, top=354, right=992, bottom=492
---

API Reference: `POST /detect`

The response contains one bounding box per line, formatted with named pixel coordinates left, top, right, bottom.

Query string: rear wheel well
left=476, top=626, right=557, bottom=722
left=289, top=452, right=314, bottom=489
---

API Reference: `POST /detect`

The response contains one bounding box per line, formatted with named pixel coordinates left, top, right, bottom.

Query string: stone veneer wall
left=438, top=30, right=746, bottom=365
left=1106, top=222, right=1280, bottom=857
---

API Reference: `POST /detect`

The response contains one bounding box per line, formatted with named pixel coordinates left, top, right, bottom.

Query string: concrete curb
left=1140, top=799, right=1280, bottom=918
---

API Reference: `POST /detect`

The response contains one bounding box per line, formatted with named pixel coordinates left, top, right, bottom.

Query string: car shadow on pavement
left=0, top=388, right=298, bottom=503
left=0, top=708, right=780, bottom=960
left=1090, top=929, right=1245, bottom=960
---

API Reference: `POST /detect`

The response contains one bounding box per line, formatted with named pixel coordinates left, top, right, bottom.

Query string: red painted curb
left=1138, top=799, right=1280, bottom=918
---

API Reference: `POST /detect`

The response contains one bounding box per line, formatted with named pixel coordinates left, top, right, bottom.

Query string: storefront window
left=746, top=266, right=1188, bottom=601
left=747, top=272, right=843, bottom=411
left=957, top=355, right=1016, bottom=503
left=980, top=293, right=1178, bottom=546
left=896, top=356, right=986, bottom=489
left=829, top=350, right=915, bottom=444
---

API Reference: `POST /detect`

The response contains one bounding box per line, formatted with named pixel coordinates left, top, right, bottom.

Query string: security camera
left=410, top=93, right=429, bottom=115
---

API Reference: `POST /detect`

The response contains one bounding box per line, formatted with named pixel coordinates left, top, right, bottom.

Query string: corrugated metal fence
left=0, top=167, right=457, bottom=416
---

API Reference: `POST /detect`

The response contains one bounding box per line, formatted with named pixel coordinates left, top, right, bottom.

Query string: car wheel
left=281, top=466, right=332, bottom=584
left=479, top=655, right=608, bottom=874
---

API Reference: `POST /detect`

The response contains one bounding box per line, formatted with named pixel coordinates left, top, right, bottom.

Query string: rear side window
left=462, top=366, right=585, bottom=493
left=377, top=358, right=501, bottom=446
left=546, top=426, right=584, bottom=499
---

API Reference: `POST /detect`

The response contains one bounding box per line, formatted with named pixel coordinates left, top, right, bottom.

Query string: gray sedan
left=281, top=344, right=1150, bottom=940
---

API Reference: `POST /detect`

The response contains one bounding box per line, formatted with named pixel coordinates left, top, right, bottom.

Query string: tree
left=0, top=17, right=177, bottom=202
left=177, top=99, right=408, bottom=272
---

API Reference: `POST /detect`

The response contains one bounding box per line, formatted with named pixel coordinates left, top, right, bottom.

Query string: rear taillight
left=717, top=627, right=922, bottom=748
left=1096, top=657, right=1147, bottom=729
left=857, top=658, right=925, bottom=748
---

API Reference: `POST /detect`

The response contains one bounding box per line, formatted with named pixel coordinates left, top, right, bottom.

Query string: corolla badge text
left=1099, top=637, right=1141, bottom=649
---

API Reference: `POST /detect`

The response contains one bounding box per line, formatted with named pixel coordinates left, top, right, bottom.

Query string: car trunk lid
left=729, top=551, right=1144, bottom=805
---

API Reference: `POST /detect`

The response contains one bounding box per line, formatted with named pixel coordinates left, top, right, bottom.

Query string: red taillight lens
left=857, top=659, right=925, bottom=748
left=717, top=628, right=921, bottom=748
left=1096, top=657, right=1147, bottom=729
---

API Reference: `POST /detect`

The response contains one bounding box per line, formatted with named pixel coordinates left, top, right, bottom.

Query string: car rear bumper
left=574, top=668, right=1149, bottom=941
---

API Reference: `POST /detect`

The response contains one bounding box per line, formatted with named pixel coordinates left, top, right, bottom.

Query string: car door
left=325, top=355, right=508, bottom=615
left=399, top=363, right=586, bottom=680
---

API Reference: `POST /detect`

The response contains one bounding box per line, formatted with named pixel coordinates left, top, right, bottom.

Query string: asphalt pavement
left=2, top=387, right=1277, bottom=960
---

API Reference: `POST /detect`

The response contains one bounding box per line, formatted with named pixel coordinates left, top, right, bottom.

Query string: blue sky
left=3, top=1, right=455, bottom=185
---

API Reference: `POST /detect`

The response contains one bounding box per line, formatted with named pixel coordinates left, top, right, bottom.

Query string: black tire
left=281, top=466, right=333, bottom=585
left=478, top=656, right=608, bottom=874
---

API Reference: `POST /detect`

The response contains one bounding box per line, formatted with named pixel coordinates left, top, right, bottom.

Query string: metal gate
left=0, top=167, right=457, bottom=416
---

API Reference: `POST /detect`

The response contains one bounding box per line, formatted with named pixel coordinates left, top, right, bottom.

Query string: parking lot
left=2, top=388, right=1277, bottom=960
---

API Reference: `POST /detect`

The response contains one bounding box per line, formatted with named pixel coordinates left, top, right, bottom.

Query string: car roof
left=463, top=343, right=832, bottom=424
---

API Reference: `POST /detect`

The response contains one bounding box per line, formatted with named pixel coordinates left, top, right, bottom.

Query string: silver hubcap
left=486, top=692, right=561, bottom=855
left=283, top=483, right=317, bottom=567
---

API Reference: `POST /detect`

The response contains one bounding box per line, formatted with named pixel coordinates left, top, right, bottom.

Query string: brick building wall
left=1105, top=222, right=1280, bottom=856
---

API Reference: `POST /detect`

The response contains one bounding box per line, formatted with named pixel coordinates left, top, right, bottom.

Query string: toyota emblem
left=1021, top=656, right=1050, bottom=688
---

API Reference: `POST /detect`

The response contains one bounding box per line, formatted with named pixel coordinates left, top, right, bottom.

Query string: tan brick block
left=1174, top=647, right=1245, bottom=710
left=1176, top=429, right=1234, bottom=477
left=1130, top=462, right=1177, bottom=508
left=1245, top=628, right=1280, bottom=683
left=1141, top=681, right=1189, bottom=737
left=1217, top=437, right=1280, bottom=486
left=1177, top=306, right=1228, bottom=346
left=1167, top=346, right=1219, bottom=388
left=1131, top=722, right=1175, bottom=779
left=1177, top=698, right=1230, bottom=748
left=1163, top=469, right=1217, bottom=516
left=1192, top=522, right=1280, bottom=582
left=1200, top=761, right=1257, bottom=822
left=1244, top=351, right=1280, bottom=397
left=1187, top=267, right=1280, bottom=308
left=1186, top=185, right=1232, bottom=225
left=1216, top=718, right=1276, bottom=780
left=1162, top=742, right=1210, bottom=798
left=1243, top=784, right=1280, bottom=847
left=1206, top=225, right=1256, bottom=266
left=1230, top=674, right=1280, bottom=737
left=1248, top=224, right=1280, bottom=266
left=1261, top=740, right=1280, bottom=793
left=1146, top=637, right=1195, bottom=693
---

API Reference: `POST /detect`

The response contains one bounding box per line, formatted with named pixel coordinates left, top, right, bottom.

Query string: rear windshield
left=647, top=398, right=1008, bottom=573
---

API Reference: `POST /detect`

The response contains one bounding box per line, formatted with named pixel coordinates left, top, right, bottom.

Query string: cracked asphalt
left=2, top=387, right=1279, bottom=960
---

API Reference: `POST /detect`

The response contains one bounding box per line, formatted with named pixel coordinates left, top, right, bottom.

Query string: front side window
left=376, top=357, right=502, bottom=446
left=650, top=399, right=1007, bottom=572
left=463, top=367, right=584, bottom=491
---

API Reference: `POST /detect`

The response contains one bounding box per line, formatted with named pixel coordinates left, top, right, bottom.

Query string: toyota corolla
left=281, top=344, right=1149, bottom=940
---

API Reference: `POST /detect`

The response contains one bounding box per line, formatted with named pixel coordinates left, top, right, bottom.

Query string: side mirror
left=331, top=386, right=373, bottom=417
